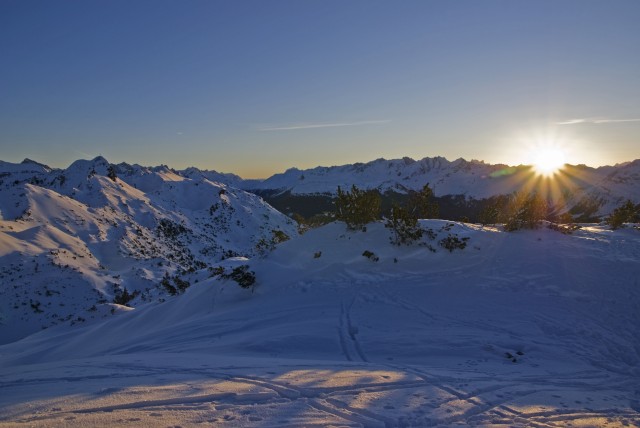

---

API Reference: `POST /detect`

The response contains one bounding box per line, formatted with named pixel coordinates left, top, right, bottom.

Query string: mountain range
left=1, top=154, right=638, bottom=343
left=240, top=157, right=640, bottom=220
left=0, top=156, right=297, bottom=343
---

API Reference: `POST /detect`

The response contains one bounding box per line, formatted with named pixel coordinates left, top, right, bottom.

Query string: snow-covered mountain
left=0, top=157, right=297, bottom=343
left=1, top=220, right=639, bottom=426
left=240, top=157, right=640, bottom=217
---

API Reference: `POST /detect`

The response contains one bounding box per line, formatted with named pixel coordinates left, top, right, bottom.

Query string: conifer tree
left=408, top=184, right=439, bottom=219
left=386, top=204, right=423, bottom=245
left=608, top=200, right=638, bottom=230
left=335, top=185, right=381, bottom=230
left=504, top=191, right=547, bottom=231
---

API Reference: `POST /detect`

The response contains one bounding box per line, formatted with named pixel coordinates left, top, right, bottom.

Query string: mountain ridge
left=0, top=156, right=297, bottom=343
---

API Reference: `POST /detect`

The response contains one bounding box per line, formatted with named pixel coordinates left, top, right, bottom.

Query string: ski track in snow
left=339, top=296, right=369, bottom=363
left=1, top=358, right=637, bottom=427
left=1, top=221, right=640, bottom=426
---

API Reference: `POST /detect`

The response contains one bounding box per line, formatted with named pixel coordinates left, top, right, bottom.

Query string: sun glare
left=530, top=146, right=567, bottom=176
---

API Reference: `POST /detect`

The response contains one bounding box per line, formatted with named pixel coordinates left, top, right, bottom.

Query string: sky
left=1, top=0, right=639, bottom=178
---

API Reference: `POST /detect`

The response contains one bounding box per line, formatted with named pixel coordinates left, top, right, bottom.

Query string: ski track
left=339, top=297, right=368, bottom=363
left=2, top=359, right=638, bottom=427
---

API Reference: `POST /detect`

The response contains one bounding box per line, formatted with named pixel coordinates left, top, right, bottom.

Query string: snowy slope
left=240, top=157, right=640, bottom=216
left=0, top=157, right=297, bottom=344
left=0, top=220, right=639, bottom=426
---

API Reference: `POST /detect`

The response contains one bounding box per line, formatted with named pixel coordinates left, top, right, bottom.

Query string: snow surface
left=1, top=220, right=639, bottom=427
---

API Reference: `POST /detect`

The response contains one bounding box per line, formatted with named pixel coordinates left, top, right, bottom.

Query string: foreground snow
left=1, top=221, right=639, bottom=427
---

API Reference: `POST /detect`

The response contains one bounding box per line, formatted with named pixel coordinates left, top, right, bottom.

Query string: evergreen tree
left=385, top=204, right=423, bottom=245
left=504, top=191, right=547, bottom=231
left=408, top=184, right=439, bottom=219
left=335, top=185, right=381, bottom=230
left=607, top=200, right=638, bottom=230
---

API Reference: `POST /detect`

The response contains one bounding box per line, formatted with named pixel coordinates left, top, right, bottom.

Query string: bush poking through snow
left=335, top=185, right=381, bottom=230
left=548, top=222, right=581, bottom=235
left=160, top=273, right=177, bottom=295
left=256, top=229, right=291, bottom=255
left=362, top=250, right=379, bottom=262
left=226, top=265, right=256, bottom=290
left=504, top=191, right=547, bottom=231
left=208, top=266, right=225, bottom=277
left=159, top=272, right=191, bottom=296
left=173, top=276, right=191, bottom=293
left=607, top=200, right=639, bottom=230
left=113, top=288, right=139, bottom=307
left=385, top=205, right=423, bottom=245
left=439, top=234, right=470, bottom=252
left=157, top=219, right=188, bottom=239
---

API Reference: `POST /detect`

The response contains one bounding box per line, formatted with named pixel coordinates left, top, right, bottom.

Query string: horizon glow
left=0, top=1, right=639, bottom=178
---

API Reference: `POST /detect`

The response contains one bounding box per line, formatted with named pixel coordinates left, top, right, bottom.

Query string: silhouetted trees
left=504, top=191, right=547, bottom=231
left=608, top=200, right=639, bottom=229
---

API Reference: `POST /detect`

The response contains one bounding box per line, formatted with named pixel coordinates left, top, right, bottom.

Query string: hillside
left=0, top=157, right=297, bottom=343
left=0, top=220, right=639, bottom=426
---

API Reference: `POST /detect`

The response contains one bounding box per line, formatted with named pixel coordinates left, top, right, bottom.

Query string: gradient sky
left=1, top=0, right=639, bottom=178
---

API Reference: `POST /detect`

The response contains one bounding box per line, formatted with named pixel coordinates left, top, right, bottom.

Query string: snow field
left=1, top=220, right=639, bottom=426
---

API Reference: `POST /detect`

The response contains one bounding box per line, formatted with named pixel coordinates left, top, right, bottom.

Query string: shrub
left=160, top=273, right=177, bottom=295
left=227, top=265, right=256, bottom=290
left=362, top=250, right=379, bottom=262
left=548, top=222, right=581, bottom=235
left=385, top=205, right=423, bottom=245
left=157, top=219, right=188, bottom=239
left=607, top=200, right=639, bottom=230
left=407, top=184, right=439, bottom=219
left=173, top=276, right=191, bottom=293
left=335, top=185, right=381, bottom=230
left=113, top=287, right=139, bottom=306
left=209, top=266, right=225, bottom=277
left=504, top=192, right=547, bottom=231
left=439, top=234, right=470, bottom=252
left=256, top=229, right=291, bottom=255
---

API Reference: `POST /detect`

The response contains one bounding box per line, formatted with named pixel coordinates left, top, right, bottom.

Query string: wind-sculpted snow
left=0, top=157, right=297, bottom=344
left=0, top=220, right=639, bottom=426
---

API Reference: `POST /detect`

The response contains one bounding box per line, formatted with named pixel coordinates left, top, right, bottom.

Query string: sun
left=530, top=145, right=567, bottom=176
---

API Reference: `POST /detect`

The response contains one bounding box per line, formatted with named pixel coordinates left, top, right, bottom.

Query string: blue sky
left=1, top=0, right=639, bottom=177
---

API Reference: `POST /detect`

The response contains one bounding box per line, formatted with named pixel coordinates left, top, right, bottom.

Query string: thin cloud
left=258, top=119, right=390, bottom=131
left=557, top=117, right=640, bottom=125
